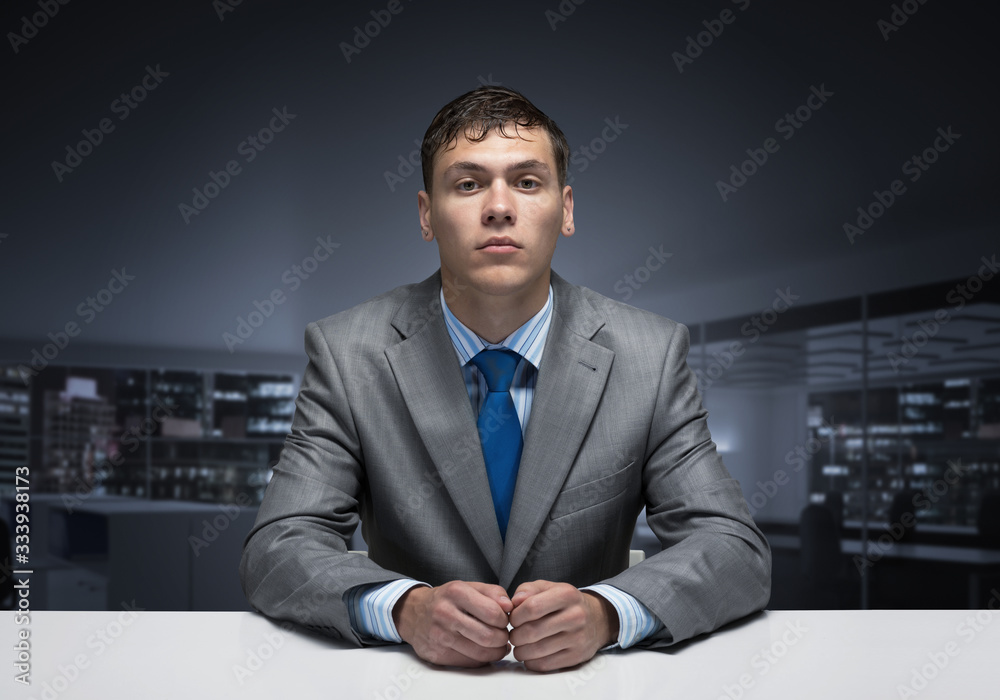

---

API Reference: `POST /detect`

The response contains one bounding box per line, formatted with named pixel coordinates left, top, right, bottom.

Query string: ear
left=417, top=190, right=434, bottom=241
left=560, top=184, right=575, bottom=237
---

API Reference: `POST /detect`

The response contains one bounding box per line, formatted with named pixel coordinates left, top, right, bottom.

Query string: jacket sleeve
left=239, top=322, right=407, bottom=645
left=597, top=322, right=772, bottom=648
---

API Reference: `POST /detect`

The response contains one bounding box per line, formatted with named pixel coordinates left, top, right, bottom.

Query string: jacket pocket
left=549, top=459, right=637, bottom=520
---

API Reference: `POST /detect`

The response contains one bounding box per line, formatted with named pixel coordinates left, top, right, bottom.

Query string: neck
left=445, top=272, right=550, bottom=345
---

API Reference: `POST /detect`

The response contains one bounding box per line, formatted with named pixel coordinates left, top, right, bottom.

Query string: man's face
left=417, top=125, right=574, bottom=301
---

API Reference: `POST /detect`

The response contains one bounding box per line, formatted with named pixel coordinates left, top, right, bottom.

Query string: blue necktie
left=470, top=349, right=524, bottom=540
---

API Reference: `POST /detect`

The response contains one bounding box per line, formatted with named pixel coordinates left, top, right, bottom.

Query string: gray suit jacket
left=240, top=269, right=770, bottom=648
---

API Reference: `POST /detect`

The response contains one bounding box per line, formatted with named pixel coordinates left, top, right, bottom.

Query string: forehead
left=435, top=125, right=555, bottom=175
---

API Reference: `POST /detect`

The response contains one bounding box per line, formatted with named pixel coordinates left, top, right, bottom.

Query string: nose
left=481, top=181, right=516, bottom=226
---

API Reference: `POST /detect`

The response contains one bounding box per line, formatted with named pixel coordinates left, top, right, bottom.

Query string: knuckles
left=475, top=625, right=503, bottom=647
left=565, top=603, right=588, bottom=628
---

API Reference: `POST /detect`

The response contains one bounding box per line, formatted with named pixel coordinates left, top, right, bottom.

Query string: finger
left=498, top=594, right=513, bottom=614
left=509, top=604, right=577, bottom=647
left=416, top=603, right=508, bottom=663
left=465, top=582, right=514, bottom=615
left=423, top=642, right=505, bottom=668
left=453, top=612, right=510, bottom=650
left=522, top=647, right=589, bottom=673
left=436, top=586, right=511, bottom=646
left=509, top=621, right=544, bottom=648
left=453, top=585, right=510, bottom=630
left=446, top=633, right=511, bottom=664
left=509, top=585, right=572, bottom=627
left=510, top=579, right=551, bottom=607
left=510, top=591, right=531, bottom=608
left=512, top=637, right=566, bottom=664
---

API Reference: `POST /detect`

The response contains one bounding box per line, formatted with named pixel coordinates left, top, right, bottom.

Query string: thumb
left=468, top=582, right=514, bottom=614
left=497, top=594, right=513, bottom=614
left=510, top=580, right=546, bottom=607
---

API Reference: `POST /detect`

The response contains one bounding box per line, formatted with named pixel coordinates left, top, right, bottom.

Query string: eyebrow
left=442, top=159, right=551, bottom=179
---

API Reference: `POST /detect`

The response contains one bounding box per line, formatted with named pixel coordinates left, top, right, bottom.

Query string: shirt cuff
left=344, top=578, right=428, bottom=643
left=581, top=584, right=664, bottom=649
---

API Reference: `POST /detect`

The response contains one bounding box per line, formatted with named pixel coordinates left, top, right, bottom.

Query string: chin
left=469, top=267, right=539, bottom=297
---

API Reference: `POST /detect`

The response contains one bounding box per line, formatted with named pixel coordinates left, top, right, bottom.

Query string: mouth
left=479, top=237, right=521, bottom=253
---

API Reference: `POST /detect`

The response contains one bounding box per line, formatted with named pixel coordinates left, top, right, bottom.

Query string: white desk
left=5, top=609, right=999, bottom=699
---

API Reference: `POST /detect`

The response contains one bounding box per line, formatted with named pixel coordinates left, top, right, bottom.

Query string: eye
left=458, top=180, right=479, bottom=192
left=519, top=179, right=539, bottom=189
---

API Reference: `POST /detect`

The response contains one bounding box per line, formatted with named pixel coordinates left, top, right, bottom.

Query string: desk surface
left=5, top=609, right=999, bottom=699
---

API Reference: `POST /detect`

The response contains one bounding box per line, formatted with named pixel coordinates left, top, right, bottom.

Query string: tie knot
left=470, top=349, right=520, bottom=393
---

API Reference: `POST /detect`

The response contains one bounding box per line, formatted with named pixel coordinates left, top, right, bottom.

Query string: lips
left=479, top=236, right=521, bottom=250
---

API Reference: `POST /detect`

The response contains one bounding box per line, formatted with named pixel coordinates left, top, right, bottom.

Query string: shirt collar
left=440, top=283, right=553, bottom=371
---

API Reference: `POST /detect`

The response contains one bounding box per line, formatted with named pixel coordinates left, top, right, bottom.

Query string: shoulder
left=551, top=271, right=689, bottom=348
left=312, top=281, right=416, bottom=332
left=305, top=271, right=439, bottom=353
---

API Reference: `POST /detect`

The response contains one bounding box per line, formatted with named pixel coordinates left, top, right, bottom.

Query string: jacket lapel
left=385, top=271, right=504, bottom=579
left=498, top=272, right=614, bottom=587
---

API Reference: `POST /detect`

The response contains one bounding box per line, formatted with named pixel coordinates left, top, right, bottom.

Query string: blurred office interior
left=4, top=278, right=998, bottom=613
left=1, top=0, right=996, bottom=613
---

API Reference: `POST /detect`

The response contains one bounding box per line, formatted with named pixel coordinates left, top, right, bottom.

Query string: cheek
left=521, top=197, right=562, bottom=225
left=538, top=205, right=567, bottom=238
left=432, top=221, right=473, bottom=260
left=433, top=200, right=478, bottom=230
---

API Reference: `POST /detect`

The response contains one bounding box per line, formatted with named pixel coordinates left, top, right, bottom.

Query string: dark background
left=0, top=0, right=997, bottom=612
left=1, top=0, right=993, bottom=359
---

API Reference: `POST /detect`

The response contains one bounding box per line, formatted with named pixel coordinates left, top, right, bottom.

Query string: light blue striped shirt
left=344, top=282, right=662, bottom=648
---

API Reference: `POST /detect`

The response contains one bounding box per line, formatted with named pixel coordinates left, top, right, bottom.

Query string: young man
left=240, top=86, right=770, bottom=672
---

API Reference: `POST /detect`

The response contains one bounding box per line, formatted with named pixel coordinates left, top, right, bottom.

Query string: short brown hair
left=420, top=85, right=570, bottom=195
